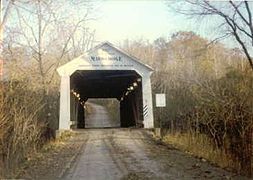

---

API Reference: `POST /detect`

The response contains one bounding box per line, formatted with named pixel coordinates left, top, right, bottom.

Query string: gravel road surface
left=18, top=103, right=248, bottom=180
left=63, top=104, right=247, bottom=180
left=85, top=102, right=120, bottom=128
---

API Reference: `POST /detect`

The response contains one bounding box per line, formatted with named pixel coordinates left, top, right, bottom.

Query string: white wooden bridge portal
left=57, top=42, right=154, bottom=130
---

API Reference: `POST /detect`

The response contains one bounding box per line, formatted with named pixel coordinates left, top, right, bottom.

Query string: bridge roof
left=57, top=41, right=153, bottom=77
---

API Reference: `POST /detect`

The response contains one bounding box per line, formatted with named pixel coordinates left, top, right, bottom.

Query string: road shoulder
left=17, top=131, right=86, bottom=179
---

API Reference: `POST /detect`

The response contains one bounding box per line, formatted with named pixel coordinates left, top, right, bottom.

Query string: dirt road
left=62, top=104, right=246, bottom=180
left=62, top=129, right=247, bottom=180
left=85, top=102, right=120, bottom=128
left=18, top=103, right=248, bottom=179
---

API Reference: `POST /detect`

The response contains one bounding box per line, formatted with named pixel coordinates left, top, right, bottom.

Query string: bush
left=0, top=79, right=59, bottom=177
left=154, top=69, right=253, bottom=176
left=192, top=70, right=253, bottom=175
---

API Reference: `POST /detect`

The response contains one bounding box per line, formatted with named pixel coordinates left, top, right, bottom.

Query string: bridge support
left=77, top=103, right=85, bottom=128
left=59, top=75, right=71, bottom=130
left=120, top=96, right=136, bottom=127
left=142, top=75, right=154, bottom=128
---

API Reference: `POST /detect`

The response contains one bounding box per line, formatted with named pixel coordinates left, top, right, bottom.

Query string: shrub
left=0, top=79, right=59, bottom=177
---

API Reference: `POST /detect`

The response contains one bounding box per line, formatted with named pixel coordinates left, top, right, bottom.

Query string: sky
left=89, top=0, right=221, bottom=45
left=4, top=0, right=243, bottom=49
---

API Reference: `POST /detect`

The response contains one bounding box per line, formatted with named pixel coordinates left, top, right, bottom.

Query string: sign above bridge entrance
left=89, top=56, right=122, bottom=61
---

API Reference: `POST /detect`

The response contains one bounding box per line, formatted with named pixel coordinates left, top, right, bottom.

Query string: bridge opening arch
left=57, top=41, right=154, bottom=130
left=70, top=70, right=144, bottom=128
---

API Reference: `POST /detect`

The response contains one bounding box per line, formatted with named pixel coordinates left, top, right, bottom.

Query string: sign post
left=155, top=94, right=166, bottom=137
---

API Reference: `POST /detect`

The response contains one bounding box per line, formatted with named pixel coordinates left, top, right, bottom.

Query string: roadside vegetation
left=0, top=71, right=59, bottom=177
left=122, top=32, right=253, bottom=176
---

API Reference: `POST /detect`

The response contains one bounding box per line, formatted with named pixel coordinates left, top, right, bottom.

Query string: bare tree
left=5, top=0, right=96, bottom=92
left=0, top=0, right=13, bottom=78
left=168, top=0, right=253, bottom=70
left=0, top=0, right=14, bottom=31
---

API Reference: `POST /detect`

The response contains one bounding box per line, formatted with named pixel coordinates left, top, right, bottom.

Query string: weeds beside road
left=17, top=131, right=84, bottom=179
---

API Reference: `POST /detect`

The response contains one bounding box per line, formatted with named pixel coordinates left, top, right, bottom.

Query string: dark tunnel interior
left=70, top=70, right=144, bottom=129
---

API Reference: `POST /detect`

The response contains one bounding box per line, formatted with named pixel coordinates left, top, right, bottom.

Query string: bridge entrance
left=70, top=70, right=143, bottom=128
left=57, top=42, right=154, bottom=130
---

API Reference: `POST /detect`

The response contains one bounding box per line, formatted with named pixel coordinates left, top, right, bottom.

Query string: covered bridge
left=57, top=41, right=154, bottom=130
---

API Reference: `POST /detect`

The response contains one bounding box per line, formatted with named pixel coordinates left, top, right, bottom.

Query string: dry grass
left=32, top=130, right=75, bottom=154
left=0, top=79, right=59, bottom=178
left=15, top=130, right=76, bottom=179
left=163, top=132, right=235, bottom=170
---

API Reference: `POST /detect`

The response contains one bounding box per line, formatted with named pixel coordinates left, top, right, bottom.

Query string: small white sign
left=156, top=94, right=166, bottom=107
